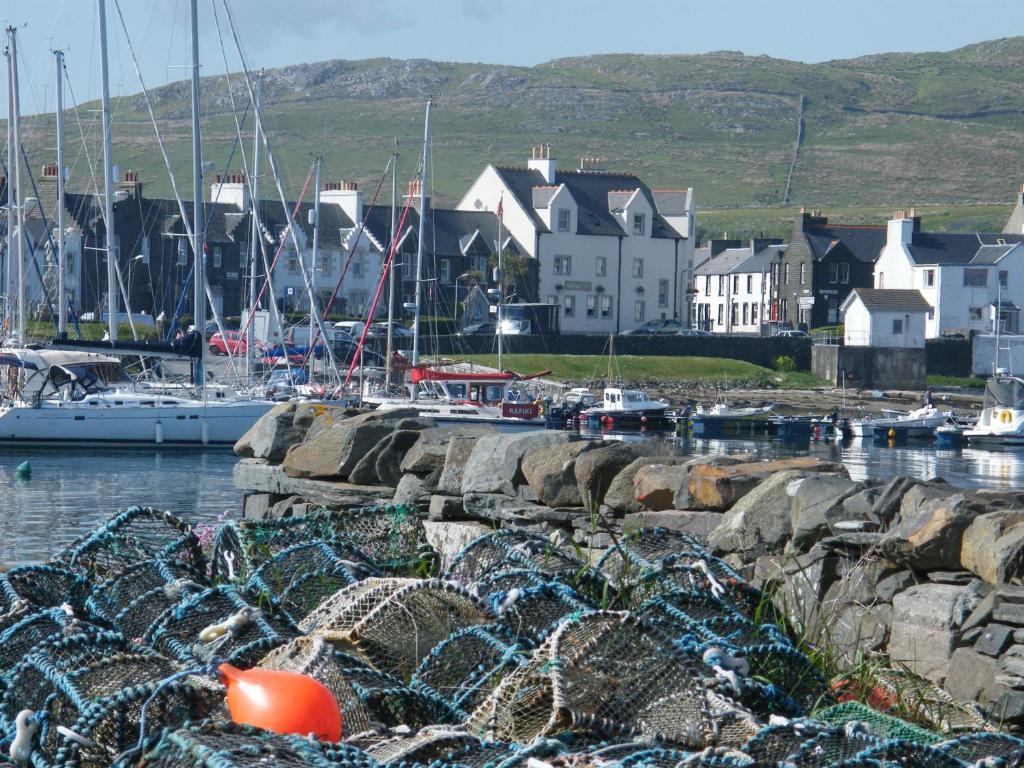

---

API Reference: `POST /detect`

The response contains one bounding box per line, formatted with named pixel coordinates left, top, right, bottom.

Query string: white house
left=872, top=210, right=1024, bottom=338
left=691, top=238, right=783, bottom=333
left=841, top=288, right=930, bottom=348
left=457, top=146, right=695, bottom=333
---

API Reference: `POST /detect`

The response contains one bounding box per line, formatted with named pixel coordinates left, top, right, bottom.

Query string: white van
left=333, top=321, right=366, bottom=339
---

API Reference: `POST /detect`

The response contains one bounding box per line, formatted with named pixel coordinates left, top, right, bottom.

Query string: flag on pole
left=496, top=195, right=503, bottom=218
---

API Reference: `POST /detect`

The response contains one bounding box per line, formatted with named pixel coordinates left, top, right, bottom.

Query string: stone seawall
left=235, top=402, right=1024, bottom=727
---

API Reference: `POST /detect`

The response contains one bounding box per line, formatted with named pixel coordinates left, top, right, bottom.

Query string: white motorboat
left=582, top=387, right=670, bottom=428
left=964, top=373, right=1024, bottom=447
left=0, top=348, right=273, bottom=446
left=848, top=405, right=952, bottom=439
left=693, top=402, right=774, bottom=421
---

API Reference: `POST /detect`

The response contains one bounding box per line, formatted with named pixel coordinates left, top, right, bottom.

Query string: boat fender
left=1001, top=410, right=1013, bottom=424
left=534, top=399, right=546, bottom=415
left=10, top=710, right=37, bottom=766
left=199, top=606, right=254, bottom=644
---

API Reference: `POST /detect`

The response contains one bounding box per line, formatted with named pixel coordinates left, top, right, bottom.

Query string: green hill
left=9, top=37, right=1024, bottom=236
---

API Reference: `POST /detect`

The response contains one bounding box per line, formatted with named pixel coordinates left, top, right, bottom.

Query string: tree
left=489, top=249, right=531, bottom=301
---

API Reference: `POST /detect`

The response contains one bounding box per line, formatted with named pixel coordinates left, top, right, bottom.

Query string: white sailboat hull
left=0, top=399, right=274, bottom=446
left=848, top=407, right=950, bottom=438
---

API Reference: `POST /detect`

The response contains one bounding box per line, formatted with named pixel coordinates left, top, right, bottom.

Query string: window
left=658, top=279, right=669, bottom=307
left=969, top=306, right=984, bottom=322
left=596, top=256, right=607, bottom=277
left=829, top=263, right=838, bottom=283
left=878, top=272, right=884, bottom=288
left=924, top=269, right=935, bottom=287
left=892, top=318, right=903, bottom=334
left=799, top=262, right=806, bottom=285
left=751, top=303, right=758, bottom=324
left=839, top=263, right=849, bottom=283
left=964, top=269, right=988, bottom=287
left=731, top=302, right=738, bottom=324
left=213, top=246, right=222, bottom=269
left=352, top=258, right=362, bottom=277
left=600, top=294, right=613, bottom=318
left=718, top=276, right=725, bottom=296
left=784, top=263, right=790, bottom=285
left=1000, top=270, right=1009, bottom=288
left=633, top=213, right=645, bottom=235
left=717, top=304, right=724, bottom=325
left=746, top=275, right=753, bottom=294
left=742, top=303, right=749, bottom=325
left=732, top=275, right=739, bottom=293
left=288, top=255, right=299, bottom=274
left=564, top=294, right=575, bottom=317
left=319, top=252, right=332, bottom=274
left=634, top=300, right=645, bottom=322
left=472, top=256, right=488, bottom=274
left=547, top=295, right=558, bottom=305
left=705, top=275, right=711, bottom=293
left=586, top=294, right=597, bottom=318
left=828, top=297, right=839, bottom=324
left=632, top=258, right=644, bottom=278
left=554, top=255, right=572, bottom=275
left=557, top=208, right=570, bottom=232
left=781, top=298, right=788, bottom=318
left=439, top=259, right=451, bottom=283
left=139, top=238, right=150, bottom=265
left=238, top=241, right=249, bottom=268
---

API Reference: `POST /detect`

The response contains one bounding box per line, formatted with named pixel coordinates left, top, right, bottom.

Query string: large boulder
left=521, top=441, right=595, bottom=507
left=753, top=546, right=842, bottom=637
left=622, top=510, right=724, bottom=543
left=401, top=425, right=495, bottom=475
left=880, top=492, right=985, bottom=572
left=423, top=520, right=491, bottom=570
left=889, top=582, right=985, bottom=683
left=707, top=470, right=806, bottom=557
left=688, top=457, right=844, bottom=512
left=436, top=435, right=480, bottom=495
left=393, top=473, right=432, bottom=508
left=375, top=429, right=426, bottom=487
left=461, top=432, right=573, bottom=496
left=348, top=434, right=393, bottom=485
left=788, top=474, right=865, bottom=552
left=633, top=464, right=689, bottom=511
left=574, top=443, right=642, bottom=509
left=234, top=402, right=310, bottom=461
left=603, top=456, right=687, bottom=513
left=961, top=510, right=1024, bottom=585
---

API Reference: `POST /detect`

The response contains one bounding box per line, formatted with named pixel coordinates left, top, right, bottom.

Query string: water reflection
left=0, top=447, right=240, bottom=565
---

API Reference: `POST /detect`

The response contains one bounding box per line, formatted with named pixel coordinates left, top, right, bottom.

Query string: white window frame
left=564, top=294, right=575, bottom=317
left=554, top=255, right=572, bottom=275
left=632, top=258, right=644, bottom=278
left=634, top=300, right=645, bottom=322
left=596, top=256, right=607, bottom=277
left=658, top=279, right=669, bottom=307
left=600, top=294, right=613, bottom=318
left=213, top=246, right=222, bottom=269
left=557, top=208, right=571, bottom=232
left=586, top=294, right=597, bottom=318
left=633, top=213, right=645, bottom=235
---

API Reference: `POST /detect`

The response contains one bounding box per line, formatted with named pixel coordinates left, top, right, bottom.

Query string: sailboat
left=0, top=0, right=273, bottom=446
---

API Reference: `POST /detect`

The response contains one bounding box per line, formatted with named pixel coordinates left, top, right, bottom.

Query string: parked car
left=333, top=321, right=367, bottom=338
left=208, top=330, right=251, bottom=355
left=620, top=319, right=685, bottom=336
left=366, top=322, right=413, bottom=338
left=459, top=321, right=497, bottom=335
left=676, top=328, right=712, bottom=337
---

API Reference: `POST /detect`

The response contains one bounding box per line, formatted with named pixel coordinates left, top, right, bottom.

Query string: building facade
left=841, top=288, right=930, bottom=348
left=692, top=238, right=783, bottom=333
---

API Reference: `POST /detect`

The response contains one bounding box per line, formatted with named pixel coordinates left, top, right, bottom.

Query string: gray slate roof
left=847, top=288, right=932, bottom=313
left=694, top=243, right=785, bottom=276
left=804, top=225, right=887, bottom=263
left=905, top=232, right=1024, bottom=265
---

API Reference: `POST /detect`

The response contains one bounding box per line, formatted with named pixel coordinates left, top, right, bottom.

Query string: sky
left=2, top=0, right=1023, bottom=117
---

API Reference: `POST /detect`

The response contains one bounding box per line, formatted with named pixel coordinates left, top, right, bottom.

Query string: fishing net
left=742, top=643, right=830, bottom=714
left=247, top=541, right=379, bottom=623
left=815, top=702, right=943, bottom=745
left=0, top=607, right=88, bottom=681
left=628, top=560, right=760, bottom=617
left=361, top=727, right=513, bottom=768
left=597, top=528, right=706, bottom=581
left=137, top=719, right=376, bottom=768
left=339, top=664, right=461, bottom=729
left=411, top=626, right=527, bottom=718
left=298, top=578, right=490, bottom=681
left=258, top=635, right=376, bottom=738
left=0, top=564, right=88, bottom=613
left=842, top=739, right=970, bottom=768
left=467, top=611, right=715, bottom=747
left=470, top=569, right=562, bottom=599
left=85, top=559, right=209, bottom=641
left=491, top=582, right=594, bottom=647
left=446, top=531, right=595, bottom=586
left=210, top=505, right=435, bottom=583
left=867, top=668, right=989, bottom=736
left=53, top=506, right=205, bottom=579
left=937, top=731, right=1024, bottom=764
left=147, top=585, right=298, bottom=667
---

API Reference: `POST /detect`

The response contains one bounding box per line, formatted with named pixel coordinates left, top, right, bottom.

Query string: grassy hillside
left=9, top=38, right=1024, bottom=216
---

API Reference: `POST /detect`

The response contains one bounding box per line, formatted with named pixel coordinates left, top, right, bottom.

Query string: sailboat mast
left=188, top=0, right=206, bottom=393
left=497, top=201, right=504, bottom=370
left=55, top=50, right=67, bottom=336
left=410, top=98, right=431, bottom=401
left=246, top=75, right=262, bottom=379
left=385, top=139, right=398, bottom=391
left=7, top=28, right=24, bottom=343
left=97, top=0, right=117, bottom=342
left=309, top=155, right=322, bottom=382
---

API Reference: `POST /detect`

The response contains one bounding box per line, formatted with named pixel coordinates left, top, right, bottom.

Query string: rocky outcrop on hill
left=234, top=405, right=1024, bottom=728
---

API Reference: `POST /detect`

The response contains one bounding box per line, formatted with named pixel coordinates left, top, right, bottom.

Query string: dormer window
left=633, top=213, right=645, bottom=235
left=557, top=208, right=571, bottom=232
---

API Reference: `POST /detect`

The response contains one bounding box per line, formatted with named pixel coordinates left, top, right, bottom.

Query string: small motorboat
left=848, top=405, right=952, bottom=439
left=582, top=387, right=670, bottom=430
left=963, top=372, right=1024, bottom=447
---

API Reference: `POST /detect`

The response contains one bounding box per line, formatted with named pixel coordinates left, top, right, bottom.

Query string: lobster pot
left=410, top=626, right=527, bottom=718
left=596, top=528, right=706, bottom=583
left=0, top=608, right=86, bottom=681
left=338, top=664, right=460, bottom=730
left=470, top=569, right=554, bottom=599
left=938, top=732, right=1024, bottom=765
left=85, top=559, right=208, bottom=641
left=0, top=565, right=88, bottom=613
left=246, top=541, right=378, bottom=623
left=445, top=531, right=594, bottom=586
left=630, top=561, right=760, bottom=616
left=640, top=592, right=788, bottom=656
left=53, top=507, right=204, bottom=580
left=467, top=612, right=714, bottom=748
left=843, top=741, right=969, bottom=768
left=742, top=643, right=830, bottom=715
left=492, top=583, right=593, bottom=648
left=259, top=636, right=375, bottom=738
left=364, top=728, right=515, bottom=768
left=866, top=667, right=989, bottom=736
left=147, top=585, right=298, bottom=667
left=300, top=579, right=490, bottom=681
left=577, top=742, right=693, bottom=768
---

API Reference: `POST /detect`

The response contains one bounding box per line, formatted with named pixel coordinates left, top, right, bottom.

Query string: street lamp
left=127, top=254, right=145, bottom=310
left=454, top=272, right=471, bottom=327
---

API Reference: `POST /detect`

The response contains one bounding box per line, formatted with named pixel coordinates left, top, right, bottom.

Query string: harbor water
left=2, top=435, right=1022, bottom=563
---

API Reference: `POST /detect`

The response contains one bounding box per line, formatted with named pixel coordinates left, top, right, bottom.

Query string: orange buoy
left=218, top=663, right=342, bottom=741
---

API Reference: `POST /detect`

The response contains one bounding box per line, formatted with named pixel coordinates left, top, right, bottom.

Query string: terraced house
left=457, top=146, right=696, bottom=334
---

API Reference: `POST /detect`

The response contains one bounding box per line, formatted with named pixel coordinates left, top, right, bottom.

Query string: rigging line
left=220, top=0, right=339, bottom=379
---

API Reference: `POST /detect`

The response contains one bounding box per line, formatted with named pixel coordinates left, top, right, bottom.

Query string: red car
left=208, top=331, right=249, bottom=355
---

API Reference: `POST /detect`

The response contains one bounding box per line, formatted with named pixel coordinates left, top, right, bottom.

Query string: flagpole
left=496, top=196, right=504, bottom=371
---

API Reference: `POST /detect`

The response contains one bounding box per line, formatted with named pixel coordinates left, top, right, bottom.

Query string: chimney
left=710, top=238, right=742, bottom=256
left=577, top=156, right=606, bottom=172
left=320, top=180, right=362, bottom=228
left=404, top=179, right=429, bottom=212
left=798, top=209, right=828, bottom=230
left=528, top=143, right=556, bottom=184
left=41, top=164, right=59, bottom=181
left=888, top=209, right=915, bottom=246
left=209, top=172, right=249, bottom=211
left=117, top=169, right=144, bottom=197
